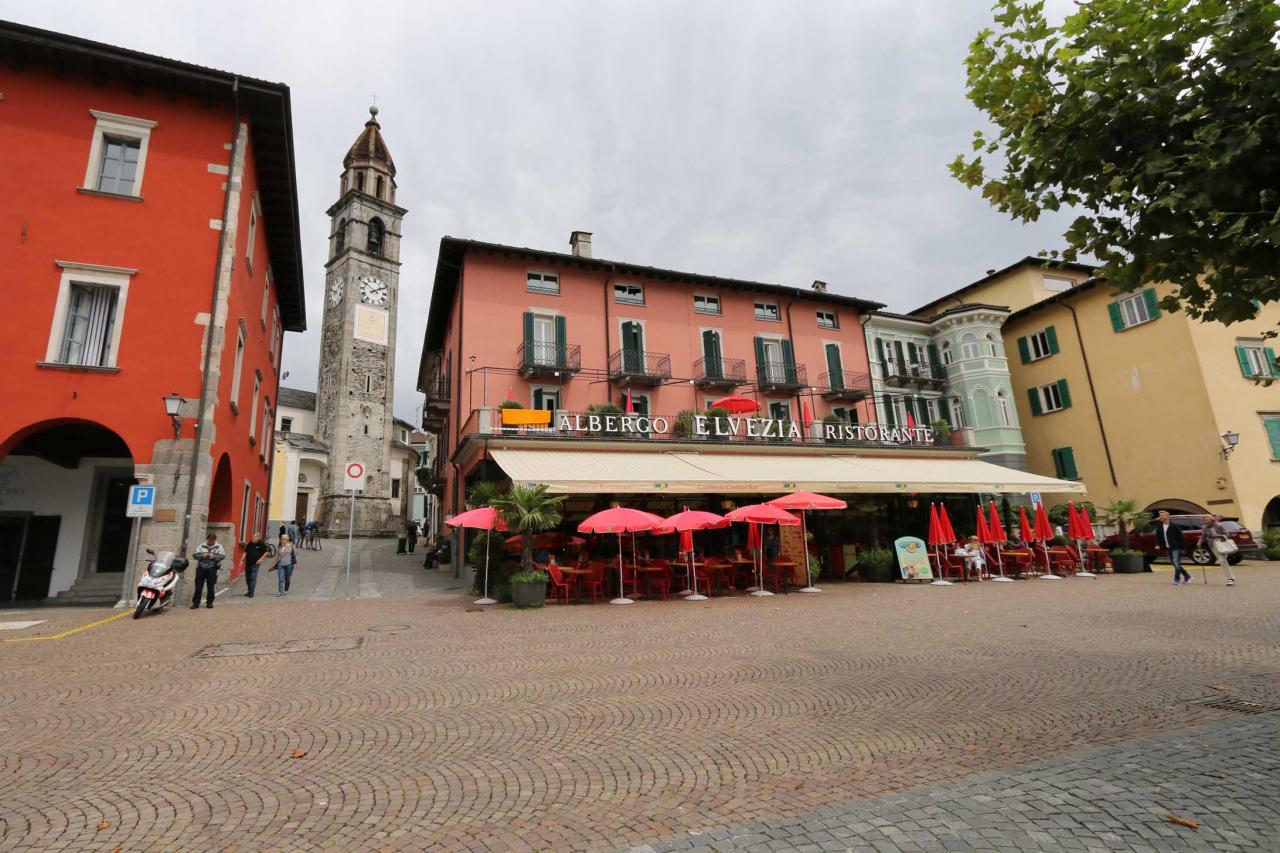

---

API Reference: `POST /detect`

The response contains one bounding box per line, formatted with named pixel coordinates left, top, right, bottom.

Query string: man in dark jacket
left=238, top=532, right=270, bottom=598
left=191, top=533, right=226, bottom=608
left=1154, top=511, right=1190, bottom=585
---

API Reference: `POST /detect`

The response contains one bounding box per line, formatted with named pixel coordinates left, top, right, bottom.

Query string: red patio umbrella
left=801, top=401, right=814, bottom=430
left=975, top=507, right=991, bottom=542
left=1032, top=502, right=1062, bottom=580
left=578, top=507, right=663, bottom=605
left=926, top=503, right=955, bottom=587
left=709, top=395, right=759, bottom=415
left=1018, top=506, right=1034, bottom=543
left=937, top=504, right=958, bottom=545
left=625, top=388, right=634, bottom=413
left=986, top=501, right=1012, bottom=581
left=445, top=507, right=508, bottom=606
left=665, top=508, right=729, bottom=600
left=726, top=503, right=800, bottom=597
left=769, top=491, right=847, bottom=593
left=1078, top=506, right=1096, bottom=541
left=1066, top=502, right=1096, bottom=578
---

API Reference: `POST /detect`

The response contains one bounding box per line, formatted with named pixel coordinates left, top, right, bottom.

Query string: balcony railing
left=415, top=456, right=447, bottom=495
left=423, top=375, right=451, bottom=410
left=516, top=341, right=582, bottom=379
left=818, top=370, right=872, bottom=402
left=884, top=361, right=946, bottom=386
left=755, top=361, right=807, bottom=392
left=608, top=349, right=671, bottom=385
left=693, top=356, right=746, bottom=388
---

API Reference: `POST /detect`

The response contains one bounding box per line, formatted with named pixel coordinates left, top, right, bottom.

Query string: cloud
left=11, top=0, right=1085, bottom=421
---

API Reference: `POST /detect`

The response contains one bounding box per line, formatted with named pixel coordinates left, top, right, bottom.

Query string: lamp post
left=163, top=392, right=186, bottom=438
left=1220, top=430, right=1240, bottom=460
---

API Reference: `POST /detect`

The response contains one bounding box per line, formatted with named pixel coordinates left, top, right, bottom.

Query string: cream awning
left=489, top=448, right=1085, bottom=495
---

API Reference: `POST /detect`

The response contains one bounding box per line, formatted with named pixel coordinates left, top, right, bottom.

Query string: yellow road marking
left=1, top=609, right=131, bottom=643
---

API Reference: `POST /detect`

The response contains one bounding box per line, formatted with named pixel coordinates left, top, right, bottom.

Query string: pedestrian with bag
left=1198, top=514, right=1237, bottom=586
left=1154, top=510, right=1191, bottom=585
left=191, top=533, right=226, bottom=609
left=238, top=532, right=270, bottom=598
left=271, top=533, right=299, bottom=597
left=406, top=519, right=418, bottom=555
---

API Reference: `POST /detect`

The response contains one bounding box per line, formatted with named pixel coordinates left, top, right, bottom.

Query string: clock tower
left=315, top=106, right=406, bottom=534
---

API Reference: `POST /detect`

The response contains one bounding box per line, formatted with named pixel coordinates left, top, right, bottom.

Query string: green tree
left=1098, top=499, right=1151, bottom=550
left=489, top=484, right=566, bottom=572
left=951, top=0, right=1280, bottom=324
left=466, top=480, right=505, bottom=510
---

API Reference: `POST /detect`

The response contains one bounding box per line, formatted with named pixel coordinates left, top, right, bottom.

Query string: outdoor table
left=633, top=563, right=667, bottom=598
left=1085, top=547, right=1111, bottom=573
left=768, top=559, right=799, bottom=589
left=559, top=566, right=592, bottom=603
left=1003, top=549, right=1033, bottom=576
left=729, top=558, right=756, bottom=590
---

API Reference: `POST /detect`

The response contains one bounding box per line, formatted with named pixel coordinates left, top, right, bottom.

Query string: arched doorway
left=0, top=420, right=134, bottom=601
left=209, top=453, right=233, bottom=524
left=1143, top=498, right=1210, bottom=517
left=1263, top=496, right=1280, bottom=531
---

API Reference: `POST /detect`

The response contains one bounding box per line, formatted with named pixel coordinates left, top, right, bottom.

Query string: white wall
left=0, top=455, right=131, bottom=596
left=276, top=403, right=317, bottom=436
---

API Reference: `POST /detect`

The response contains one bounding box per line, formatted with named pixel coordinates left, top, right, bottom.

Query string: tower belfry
left=315, top=106, right=406, bottom=534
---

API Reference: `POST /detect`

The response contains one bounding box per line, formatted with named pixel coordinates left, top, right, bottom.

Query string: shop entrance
left=0, top=515, right=62, bottom=601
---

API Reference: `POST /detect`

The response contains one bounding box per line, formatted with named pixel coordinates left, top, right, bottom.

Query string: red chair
left=930, top=550, right=966, bottom=582
left=581, top=563, right=606, bottom=602
left=546, top=564, right=574, bottom=604
left=763, top=561, right=790, bottom=593
left=646, top=561, right=673, bottom=600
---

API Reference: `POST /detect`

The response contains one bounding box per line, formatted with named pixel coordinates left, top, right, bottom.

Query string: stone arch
left=1263, top=496, right=1280, bottom=530
left=209, top=453, right=234, bottom=523
left=1143, top=497, right=1209, bottom=517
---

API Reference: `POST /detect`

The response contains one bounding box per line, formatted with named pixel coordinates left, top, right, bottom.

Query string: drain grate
left=367, top=624, right=410, bottom=633
left=1195, top=696, right=1280, bottom=715
left=191, top=636, right=365, bottom=658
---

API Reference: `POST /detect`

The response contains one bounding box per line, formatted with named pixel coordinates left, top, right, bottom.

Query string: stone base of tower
left=318, top=493, right=397, bottom=537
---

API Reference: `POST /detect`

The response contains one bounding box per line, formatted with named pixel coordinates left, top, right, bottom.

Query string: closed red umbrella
left=770, top=492, right=846, bottom=593
left=445, top=507, right=507, bottom=605
left=1066, top=501, right=1095, bottom=577
left=578, top=507, right=664, bottom=605
left=709, top=395, right=759, bottom=414
left=1078, top=506, right=1096, bottom=541
left=986, top=501, right=1012, bottom=581
left=666, top=508, right=727, bottom=601
left=625, top=388, right=634, bottom=414
left=1032, top=502, right=1062, bottom=580
left=975, top=507, right=991, bottom=542
left=927, top=503, right=943, bottom=545
left=747, top=521, right=761, bottom=550
left=801, top=401, right=814, bottom=429
left=679, top=529, right=694, bottom=553
left=938, top=504, right=957, bottom=544
left=1018, top=506, right=1034, bottom=543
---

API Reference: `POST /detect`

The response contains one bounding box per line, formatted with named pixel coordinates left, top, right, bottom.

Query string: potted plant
left=821, top=413, right=845, bottom=444
left=1100, top=499, right=1151, bottom=573
left=498, top=399, right=523, bottom=434
left=857, top=546, right=896, bottom=582
left=673, top=408, right=702, bottom=439
left=585, top=402, right=624, bottom=436
left=929, top=419, right=952, bottom=446
left=490, top=483, right=566, bottom=607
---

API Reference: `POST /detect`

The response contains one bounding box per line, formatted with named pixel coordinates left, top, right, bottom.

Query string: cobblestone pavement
left=633, top=713, right=1280, bottom=852
left=1, top=563, right=1278, bottom=851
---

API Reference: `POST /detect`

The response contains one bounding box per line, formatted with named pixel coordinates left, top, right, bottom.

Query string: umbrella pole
left=686, top=545, right=707, bottom=601
left=989, top=540, right=1012, bottom=583
left=475, top=528, right=497, bottom=605
left=751, top=527, right=774, bottom=597
left=611, top=533, right=633, bottom=605
left=1040, top=539, right=1061, bottom=580
left=1075, top=536, right=1096, bottom=578
left=799, top=510, right=821, bottom=593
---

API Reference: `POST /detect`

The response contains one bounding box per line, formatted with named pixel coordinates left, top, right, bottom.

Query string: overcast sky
left=10, top=0, right=1082, bottom=422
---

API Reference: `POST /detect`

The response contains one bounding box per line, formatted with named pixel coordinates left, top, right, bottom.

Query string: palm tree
left=1099, top=499, right=1150, bottom=550
left=466, top=480, right=505, bottom=509
left=490, top=484, right=566, bottom=572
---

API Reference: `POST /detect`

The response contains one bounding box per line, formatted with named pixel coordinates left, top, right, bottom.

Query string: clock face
left=359, top=275, right=388, bottom=307
left=328, top=277, right=344, bottom=307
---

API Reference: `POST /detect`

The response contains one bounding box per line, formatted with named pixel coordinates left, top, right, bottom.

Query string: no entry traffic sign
left=344, top=461, right=366, bottom=491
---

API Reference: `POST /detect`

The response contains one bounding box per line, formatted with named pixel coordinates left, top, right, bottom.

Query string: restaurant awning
left=489, top=448, right=1085, bottom=495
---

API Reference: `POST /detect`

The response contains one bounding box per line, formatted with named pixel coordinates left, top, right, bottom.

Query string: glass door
left=532, top=315, right=555, bottom=365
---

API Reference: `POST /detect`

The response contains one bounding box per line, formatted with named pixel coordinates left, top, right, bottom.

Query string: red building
left=0, top=23, right=304, bottom=602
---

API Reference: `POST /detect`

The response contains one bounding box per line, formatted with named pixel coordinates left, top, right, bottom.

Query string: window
left=694, top=294, right=721, bottom=315
left=335, top=219, right=347, bottom=255
left=367, top=218, right=385, bottom=256
left=83, top=111, right=156, bottom=197
left=1236, top=342, right=1276, bottom=378
left=261, top=398, right=272, bottom=451
left=940, top=341, right=954, bottom=366
left=260, top=269, right=271, bottom=328
left=1043, top=275, right=1074, bottom=292
left=1028, top=380, right=1072, bottom=415
left=391, top=478, right=401, bottom=499
left=960, top=333, right=981, bottom=360
left=375, top=175, right=385, bottom=200
left=1019, top=326, right=1059, bottom=362
left=57, top=284, right=119, bottom=367
left=532, top=387, right=560, bottom=417
left=816, top=310, right=838, bottom=330
left=830, top=406, right=859, bottom=424
left=769, top=401, right=791, bottom=421
left=1051, top=447, right=1079, bottom=479
left=949, top=397, right=965, bottom=429
left=280, top=416, right=293, bottom=433
left=527, top=271, right=560, bottom=294
left=245, top=193, right=260, bottom=275
left=240, top=479, right=252, bottom=537
left=230, top=322, right=246, bottom=410
left=986, top=334, right=1001, bottom=357
left=1108, top=288, right=1161, bottom=331
left=249, top=373, right=261, bottom=440
left=625, top=392, right=650, bottom=416
left=754, top=301, right=781, bottom=322
left=997, top=390, right=1012, bottom=426
left=1262, top=415, right=1280, bottom=460
left=614, top=283, right=644, bottom=305
left=270, top=307, right=281, bottom=364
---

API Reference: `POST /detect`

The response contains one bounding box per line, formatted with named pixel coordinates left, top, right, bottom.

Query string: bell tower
left=315, top=106, right=406, bottom=534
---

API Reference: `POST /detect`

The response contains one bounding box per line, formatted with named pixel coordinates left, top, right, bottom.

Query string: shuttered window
left=1108, top=288, right=1161, bottom=331
left=1018, top=326, right=1060, bottom=363
left=1236, top=344, right=1276, bottom=378
left=58, top=284, right=119, bottom=367
left=1051, top=447, right=1079, bottom=479
left=96, top=136, right=141, bottom=194
left=1263, top=416, right=1280, bottom=460
left=1028, top=379, right=1071, bottom=416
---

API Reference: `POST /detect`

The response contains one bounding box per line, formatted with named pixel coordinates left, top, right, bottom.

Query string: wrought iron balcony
left=755, top=361, right=807, bottom=393
left=414, top=457, right=447, bottom=495
left=693, top=356, right=746, bottom=389
left=883, top=361, right=946, bottom=388
left=818, top=370, right=872, bottom=402
left=423, top=375, right=451, bottom=410
left=608, top=349, right=671, bottom=386
left=515, top=341, right=581, bottom=381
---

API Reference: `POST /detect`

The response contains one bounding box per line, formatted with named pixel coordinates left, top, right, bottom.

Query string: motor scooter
left=134, top=549, right=189, bottom=619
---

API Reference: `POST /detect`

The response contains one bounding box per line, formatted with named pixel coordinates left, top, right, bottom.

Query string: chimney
left=986, top=269, right=996, bottom=275
left=811, top=280, right=828, bottom=293
left=570, top=230, right=593, bottom=258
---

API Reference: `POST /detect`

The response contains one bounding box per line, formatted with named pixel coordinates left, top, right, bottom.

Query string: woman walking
left=272, top=533, right=299, bottom=596
left=1198, top=515, right=1237, bottom=586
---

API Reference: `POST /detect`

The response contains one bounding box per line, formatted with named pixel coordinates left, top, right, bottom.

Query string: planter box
left=512, top=580, right=547, bottom=608
left=861, top=562, right=897, bottom=583
left=1112, top=553, right=1145, bottom=574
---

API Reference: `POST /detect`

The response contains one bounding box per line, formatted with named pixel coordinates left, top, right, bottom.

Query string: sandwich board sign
left=343, top=461, right=366, bottom=491
left=126, top=485, right=156, bottom=518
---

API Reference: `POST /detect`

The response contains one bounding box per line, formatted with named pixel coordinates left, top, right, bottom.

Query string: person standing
left=1154, top=511, right=1191, bottom=585
left=190, top=533, right=226, bottom=609
left=1198, top=514, right=1237, bottom=586
left=406, top=519, right=418, bottom=555
left=287, top=519, right=300, bottom=549
left=238, top=532, right=270, bottom=598
left=271, top=534, right=298, bottom=597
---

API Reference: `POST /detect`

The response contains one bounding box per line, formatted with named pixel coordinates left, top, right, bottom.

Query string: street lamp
left=1220, top=430, right=1240, bottom=460
left=163, top=392, right=186, bottom=438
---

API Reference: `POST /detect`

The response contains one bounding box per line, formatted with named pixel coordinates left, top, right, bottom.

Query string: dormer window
left=367, top=218, right=384, bottom=256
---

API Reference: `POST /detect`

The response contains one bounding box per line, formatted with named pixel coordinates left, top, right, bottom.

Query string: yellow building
left=917, top=258, right=1280, bottom=531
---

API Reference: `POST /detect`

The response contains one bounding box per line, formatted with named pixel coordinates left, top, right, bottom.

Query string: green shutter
left=522, top=312, right=534, bottom=363
left=1236, top=346, right=1254, bottom=377
left=1265, top=417, right=1280, bottom=460
left=915, top=396, right=929, bottom=425
left=554, top=315, right=567, bottom=367
left=1142, top=288, right=1161, bottom=318
left=875, top=338, right=886, bottom=369
left=1051, top=448, right=1063, bottom=478
left=1266, top=347, right=1278, bottom=377
left=825, top=343, right=843, bottom=389
left=754, top=336, right=767, bottom=382
left=893, top=340, right=906, bottom=373
left=1052, top=447, right=1078, bottom=479
left=907, top=342, right=919, bottom=367
left=927, top=343, right=941, bottom=373
left=1017, top=335, right=1031, bottom=364
left=781, top=339, right=796, bottom=384
left=1028, top=387, right=1043, bottom=417
left=703, top=330, right=722, bottom=379
left=883, top=395, right=896, bottom=427
left=1056, top=379, right=1072, bottom=409
left=1107, top=301, right=1125, bottom=332
left=1045, top=325, right=1060, bottom=355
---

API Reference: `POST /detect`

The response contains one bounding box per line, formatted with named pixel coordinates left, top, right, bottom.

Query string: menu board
left=894, top=536, right=934, bottom=581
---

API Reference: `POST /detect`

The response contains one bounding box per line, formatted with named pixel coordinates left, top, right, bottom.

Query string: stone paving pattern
left=1, top=557, right=1278, bottom=851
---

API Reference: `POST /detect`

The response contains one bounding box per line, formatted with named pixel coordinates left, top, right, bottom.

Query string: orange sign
left=501, top=408, right=552, bottom=426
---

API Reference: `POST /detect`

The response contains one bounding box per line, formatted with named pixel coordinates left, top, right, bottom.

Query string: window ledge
left=1117, top=317, right=1156, bottom=332
left=76, top=187, right=143, bottom=203
left=693, top=309, right=722, bottom=316
left=755, top=317, right=783, bottom=323
left=37, top=361, right=120, bottom=373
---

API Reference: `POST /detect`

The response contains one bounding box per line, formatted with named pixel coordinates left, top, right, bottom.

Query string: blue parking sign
left=127, top=485, right=156, bottom=518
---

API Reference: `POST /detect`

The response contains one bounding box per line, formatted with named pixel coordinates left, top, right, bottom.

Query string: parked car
left=1098, top=514, right=1257, bottom=566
